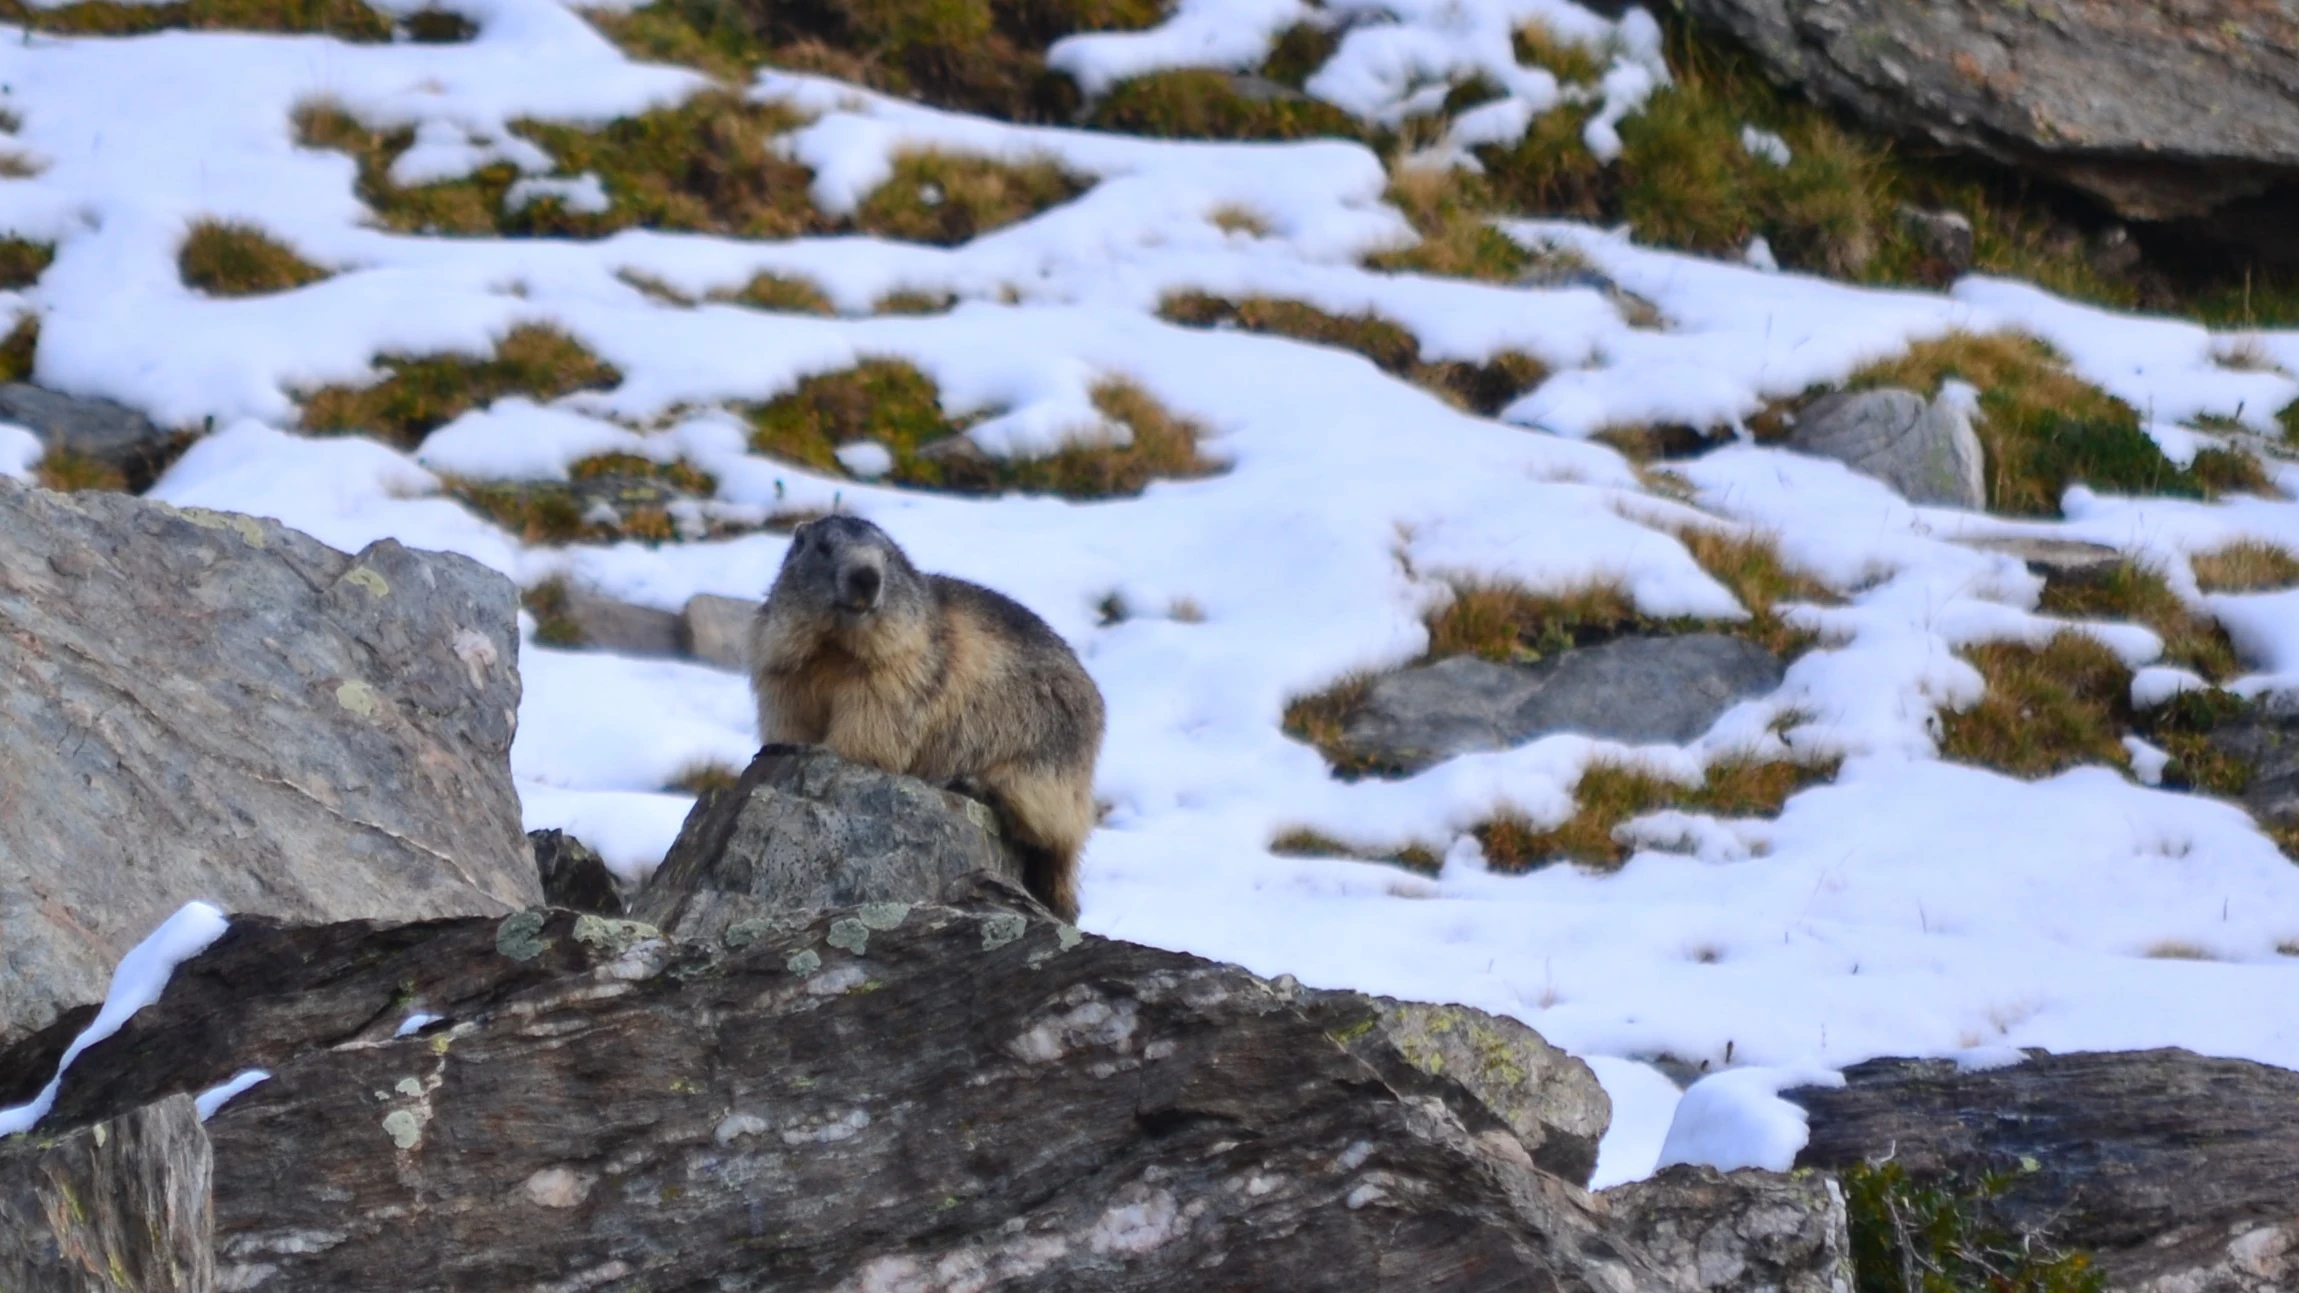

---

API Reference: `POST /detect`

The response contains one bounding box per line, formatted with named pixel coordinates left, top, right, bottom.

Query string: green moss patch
left=299, top=325, right=620, bottom=450
left=745, top=359, right=1219, bottom=498
left=1159, top=292, right=1546, bottom=415
left=179, top=220, right=330, bottom=297
left=1849, top=332, right=2270, bottom=516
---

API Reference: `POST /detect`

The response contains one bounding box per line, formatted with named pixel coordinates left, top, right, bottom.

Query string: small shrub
left=1939, top=634, right=2130, bottom=777
left=2192, top=540, right=2299, bottom=593
left=853, top=152, right=1084, bottom=245
left=1850, top=332, right=2253, bottom=516
left=300, top=325, right=620, bottom=449
left=0, top=238, right=53, bottom=291
left=178, top=221, right=329, bottom=296
left=1842, top=1159, right=2105, bottom=1293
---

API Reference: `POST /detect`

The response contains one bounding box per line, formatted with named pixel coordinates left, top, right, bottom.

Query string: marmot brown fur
left=747, top=515, right=1105, bottom=920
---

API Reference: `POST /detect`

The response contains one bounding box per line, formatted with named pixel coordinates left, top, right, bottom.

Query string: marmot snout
left=748, top=515, right=1106, bottom=920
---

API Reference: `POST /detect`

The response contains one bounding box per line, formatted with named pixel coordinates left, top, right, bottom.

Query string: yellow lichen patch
left=2191, top=540, right=2299, bottom=593
left=0, top=0, right=394, bottom=39
left=1158, top=292, right=1546, bottom=416
left=2038, top=561, right=2238, bottom=681
left=1849, top=331, right=2269, bottom=516
left=178, top=220, right=330, bottom=297
left=1938, top=634, right=2131, bottom=778
left=1474, top=756, right=1829, bottom=873
left=300, top=325, right=620, bottom=450
left=853, top=152, right=1084, bottom=246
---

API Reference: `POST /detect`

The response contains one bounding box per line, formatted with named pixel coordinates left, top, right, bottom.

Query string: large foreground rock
left=1680, top=0, right=2299, bottom=260
left=0, top=1094, right=214, bottom=1292
left=1602, top=1165, right=1855, bottom=1293
left=1792, top=1048, right=2299, bottom=1291
left=0, top=482, right=540, bottom=1049
left=1337, top=635, right=1784, bottom=775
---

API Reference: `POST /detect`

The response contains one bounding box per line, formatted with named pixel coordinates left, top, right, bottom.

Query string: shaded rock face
left=1602, top=1165, right=1855, bottom=1293
left=633, top=744, right=1025, bottom=943
left=530, top=827, right=626, bottom=916
left=0, top=482, right=540, bottom=1050
left=2202, top=689, right=2299, bottom=832
left=1790, top=388, right=1985, bottom=510
left=0, top=1094, right=214, bottom=1293
left=1338, top=635, right=1784, bottom=775
left=1792, top=1049, right=2299, bottom=1292
left=1680, top=0, right=2299, bottom=259
left=0, top=383, right=179, bottom=489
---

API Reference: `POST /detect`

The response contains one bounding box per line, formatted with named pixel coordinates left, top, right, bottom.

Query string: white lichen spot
left=781, top=1107, right=871, bottom=1146
left=1245, top=1174, right=1280, bottom=1197
left=1143, top=1039, right=1175, bottom=1061
left=521, top=1166, right=595, bottom=1209
left=1333, top=1140, right=1374, bottom=1173
left=1344, top=1181, right=1386, bottom=1210
left=834, top=1255, right=929, bottom=1293
left=787, top=948, right=823, bottom=975
left=334, top=679, right=382, bottom=718
left=393, top=1077, right=422, bottom=1098
left=381, top=1109, right=423, bottom=1150
left=807, top=963, right=870, bottom=996
left=1086, top=1186, right=1180, bottom=1255
left=1056, top=925, right=1083, bottom=952
left=981, top=911, right=1027, bottom=950
left=714, top=1112, right=771, bottom=1146
left=827, top=917, right=870, bottom=954
left=857, top=901, right=910, bottom=931
left=1007, top=992, right=1139, bottom=1065
left=451, top=628, right=497, bottom=689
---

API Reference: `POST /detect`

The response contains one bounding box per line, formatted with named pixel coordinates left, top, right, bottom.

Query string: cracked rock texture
left=0, top=1093, right=215, bottom=1293
left=0, top=481, right=539, bottom=1050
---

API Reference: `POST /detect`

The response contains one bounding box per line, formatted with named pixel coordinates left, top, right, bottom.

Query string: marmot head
left=772, top=515, right=925, bottom=625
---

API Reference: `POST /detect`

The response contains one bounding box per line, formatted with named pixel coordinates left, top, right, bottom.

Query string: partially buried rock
left=0, top=482, right=540, bottom=1051
left=2199, top=688, right=2299, bottom=833
left=632, top=743, right=1024, bottom=943
left=1789, top=387, right=1985, bottom=509
left=0, top=382, right=180, bottom=490
left=553, top=582, right=683, bottom=657
left=529, top=828, right=625, bottom=916
left=1336, top=634, right=1783, bottom=776
left=1791, top=1048, right=2299, bottom=1292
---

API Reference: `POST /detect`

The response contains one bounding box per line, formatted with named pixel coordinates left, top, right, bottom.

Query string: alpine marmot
left=748, top=515, right=1105, bottom=920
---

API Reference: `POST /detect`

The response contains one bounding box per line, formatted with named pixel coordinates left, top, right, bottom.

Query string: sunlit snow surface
left=1, top=0, right=2294, bottom=1179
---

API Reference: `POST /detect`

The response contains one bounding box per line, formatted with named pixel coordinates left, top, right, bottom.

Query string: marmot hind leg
left=973, top=766, right=1094, bottom=922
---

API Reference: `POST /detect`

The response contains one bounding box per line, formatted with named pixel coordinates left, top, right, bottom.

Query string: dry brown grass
left=1159, top=291, right=1546, bottom=417
left=1475, top=756, right=1830, bottom=872
left=1427, top=581, right=1642, bottom=663
left=1367, top=165, right=1533, bottom=282
left=522, top=577, right=586, bottom=646
left=33, top=446, right=127, bottom=494
left=854, top=152, right=1084, bottom=245
left=1268, top=828, right=1443, bottom=875
left=0, top=315, right=37, bottom=383
left=178, top=220, right=330, bottom=296
left=718, top=272, right=833, bottom=314
left=0, top=0, right=394, bottom=38
left=2191, top=541, right=2299, bottom=593
left=1939, top=634, right=2132, bottom=777
left=1279, top=671, right=1381, bottom=778
left=299, top=325, right=620, bottom=450
left=1671, top=527, right=1828, bottom=655
left=665, top=760, right=743, bottom=795
left=2039, top=561, right=2239, bottom=681
left=1850, top=332, right=2270, bottom=516
left=449, top=454, right=717, bottom=547
left=0, top=238, right=53, bottom=292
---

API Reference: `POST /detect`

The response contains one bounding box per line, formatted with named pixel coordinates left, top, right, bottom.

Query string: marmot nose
left=842, top=565, right=882, bottom=608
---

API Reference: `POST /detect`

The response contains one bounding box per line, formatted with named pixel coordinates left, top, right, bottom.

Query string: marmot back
left=747, top=515, right=1105, bottom=920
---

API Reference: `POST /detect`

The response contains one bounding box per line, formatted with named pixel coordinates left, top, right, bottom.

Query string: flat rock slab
left=11, top=904, right=1685, bottom=1293
left=0, top=481, right=540, bottom=1049
left=1790, top=387, right=1985, bottom=509
left=633, top=744, right=1026, bottom=943
left=1791, top=1048, right=2299, bottom=1292
left=1337, top=635, right=1783, bottom=775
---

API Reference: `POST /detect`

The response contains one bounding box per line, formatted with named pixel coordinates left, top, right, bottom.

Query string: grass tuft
left=1268, top=828, right=1442, bottom=875
left=1427, top=580, right=1642, bottom=663
left=1850, top=332, right=2267, bottom=516
left=1087, top=70, right=1361, bottom=141
left=1370, top=166, right=1534, bottom=282
left=2038, top=561, right=2237, bottom=681
left=666, top=760, right=743, bottom=795
left=1280, top=671, right=1382, bottom=778
left=719, top=272, right=833, bottom=314
left=0, top=238, right=54, bottom=291
left=0, top=0, right=393, bottom=39
left=178, top=220, right=329, bottom=297
left=522, top=577, right=586, bottom=646
left=1160, top=291, right=1547, bottom=416
left=2191, top=541, right=2299, bottom=593
left=853, top=152, right=1084, bottom=245
left=300, top=325, right=619, bottom=450
left=33, top=446, right=127, bottom=494
left=0, top=314, right=36, bottom=383
left=1475, top=757, right=1829, bottom=873
left=1939, top=634, right=2131, bottom=777
left=1672, top=527, right=1828, bottom=654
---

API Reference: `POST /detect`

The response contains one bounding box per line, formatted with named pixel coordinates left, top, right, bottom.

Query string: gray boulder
left=1792, top=1048, right=2299, bottom=1292
left=1601, top=1165, right=1856, bottom=1293
left=1337, top=634, right=1784, bottom=775
left=0, top=383, right=177, bottom=489
left=0, top=481, right=540, bottom=1050
left=0, top=1094, right=214, bottom=1293
left=555, top=582, right=683, bottom=657
left=1678, top=0, right=2299, bottom=261
left=2200, top=689, right=2299, bottom=832
left=1790, top=387, right=1985, bottom=509
left=631, top=743, right=1025, bottom=943
left=680, top=591, right=754, bottom=671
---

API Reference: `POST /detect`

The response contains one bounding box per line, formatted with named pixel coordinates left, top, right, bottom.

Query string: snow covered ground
left=4, top=0, right=2299, bottom=1185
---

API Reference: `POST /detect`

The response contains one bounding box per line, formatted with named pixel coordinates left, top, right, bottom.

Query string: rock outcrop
left=1679, top=0, right=2299, bottom=261
left=0, top=481, right=540, bottom=1050
left=0, top=1094, right=214, bottom=1293
left=1789, top=387, right=1985, bottom=510
left=1792, top=1048, right=2299, bottom=1292
left=1603, top=1165, right=1855, bottom=1293
left=1335, top=635, right=1784, bottom=775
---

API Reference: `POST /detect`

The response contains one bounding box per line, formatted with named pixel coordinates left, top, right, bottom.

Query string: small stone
left=1897, top=205, right=1975, bottom=271
left=555, top=584, right=683, bottom=658
left=1789, top=386, right=1986, bottom=509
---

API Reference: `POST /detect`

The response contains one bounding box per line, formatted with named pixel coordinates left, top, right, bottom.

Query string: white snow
left=195, top=1069, right=272, bottom=1120
left=4, top=0, right=2298, bottom=1187
left=1655, top=1065, right=1843, bottom=1174
left=0, top=902, right=231, bottom=1136
left=1739, top=125, right=1791, bottom=168
left=0, top=422, right=41, bottom=479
